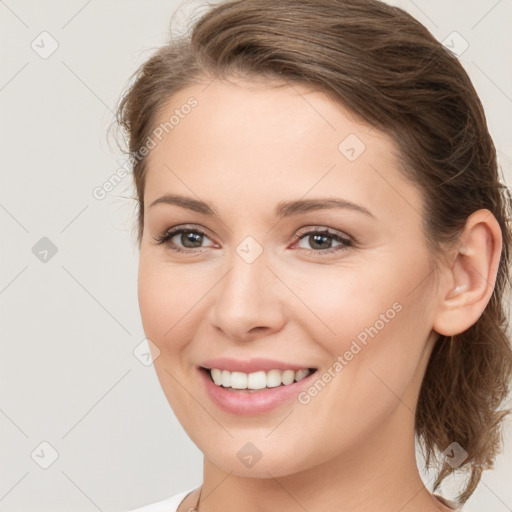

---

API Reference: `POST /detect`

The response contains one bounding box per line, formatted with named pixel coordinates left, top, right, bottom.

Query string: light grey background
left=1, top=1, right=511, bottom=511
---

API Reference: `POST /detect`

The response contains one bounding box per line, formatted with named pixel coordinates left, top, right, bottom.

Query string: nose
left=209, top=249, right=287, bottom=342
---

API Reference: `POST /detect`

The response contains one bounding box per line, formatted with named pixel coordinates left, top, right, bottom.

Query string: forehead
left=150, top=77, right=391, bottom=159
left=144, top=77, right=423, bottom=225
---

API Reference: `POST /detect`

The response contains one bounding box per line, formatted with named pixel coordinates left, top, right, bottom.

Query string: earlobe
left=433, top=209, right=502, bottom=336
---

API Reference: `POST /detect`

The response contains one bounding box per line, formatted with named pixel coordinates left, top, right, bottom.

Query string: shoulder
left=126, top=488, right=195, bottom=512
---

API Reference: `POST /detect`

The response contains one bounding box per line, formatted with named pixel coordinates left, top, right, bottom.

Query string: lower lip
left=198, top=367, right=317, bottom=416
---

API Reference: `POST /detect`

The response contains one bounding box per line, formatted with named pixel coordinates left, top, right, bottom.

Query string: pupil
left=310, top=233, right=331, bottom=250
left=182, top=231, right=203, bottom=248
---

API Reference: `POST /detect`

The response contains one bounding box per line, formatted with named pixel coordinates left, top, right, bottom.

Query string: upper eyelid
left=295, top=226, right=350, bottom=238
left=163, top=225, right=349, bottom=239
left=161, top=225, right=351, bottom=248
left=165, top=224, right=211, bottom=237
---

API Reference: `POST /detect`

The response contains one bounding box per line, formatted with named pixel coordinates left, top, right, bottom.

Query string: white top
left=126, top=489, right=464, bottom=511
left=435, top=494, right=464, bottom=510
left=126, top=488, right=195, bottom=512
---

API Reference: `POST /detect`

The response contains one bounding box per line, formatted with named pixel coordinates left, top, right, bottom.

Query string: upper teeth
left=209, top=368, right=312, bottom=389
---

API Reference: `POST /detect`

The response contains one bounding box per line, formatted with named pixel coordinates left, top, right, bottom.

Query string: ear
left=433, top=209, right=503, bottom=336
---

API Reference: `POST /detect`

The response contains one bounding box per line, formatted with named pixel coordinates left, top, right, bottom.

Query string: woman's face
left=138, top=77, right=442, bottom=477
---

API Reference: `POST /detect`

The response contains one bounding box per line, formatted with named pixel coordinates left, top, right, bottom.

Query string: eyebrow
left=149, top=194, right=374, bottom=218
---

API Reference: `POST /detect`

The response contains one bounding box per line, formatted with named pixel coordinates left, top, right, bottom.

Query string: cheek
left=137, top=253, right=207, bottom=420
left=290, top=288, right=432, bottom=457
left=338, top=280, right=432, bottom=378
left=137, top=252, right=218, bottom=353
left=281, top=261, right=406, bottom=350
left=138, top=254, right=186, bottom=346
left=289, top=257, right=434, bottom=397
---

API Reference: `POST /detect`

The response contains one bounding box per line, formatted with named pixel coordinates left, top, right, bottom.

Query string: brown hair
left=114, top=0, right=512, bottom=504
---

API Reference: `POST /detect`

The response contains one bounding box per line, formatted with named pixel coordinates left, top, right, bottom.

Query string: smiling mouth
left=200, top=366, right=318, bottom=392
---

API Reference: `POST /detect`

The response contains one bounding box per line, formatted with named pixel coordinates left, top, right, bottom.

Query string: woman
left=115, top=0, right=512, bottom=510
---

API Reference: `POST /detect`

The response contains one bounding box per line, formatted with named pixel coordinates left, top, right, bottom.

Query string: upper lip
left=200, top=357, right=316, bottom=373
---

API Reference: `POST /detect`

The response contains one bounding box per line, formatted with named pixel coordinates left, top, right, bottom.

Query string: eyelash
left=153, top=225, right=353, bottom=255
left=153, top=225, right=213, bottom=254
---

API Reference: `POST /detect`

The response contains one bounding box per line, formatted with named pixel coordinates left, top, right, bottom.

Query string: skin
left=137, top=76, right=502, bottom=512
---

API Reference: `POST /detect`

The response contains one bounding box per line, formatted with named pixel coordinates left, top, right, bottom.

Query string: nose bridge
left=211, top=239, right=285, bottom=340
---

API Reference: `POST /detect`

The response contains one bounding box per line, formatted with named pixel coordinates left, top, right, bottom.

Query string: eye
left=153, top=225, right=216, bottom=253
left=153, top=225, right=353, bottom=255
left=294, top=227, right=352, bottom=254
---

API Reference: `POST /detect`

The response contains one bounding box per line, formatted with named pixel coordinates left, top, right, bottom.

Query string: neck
left=196, top=404, right=448, bottom=512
